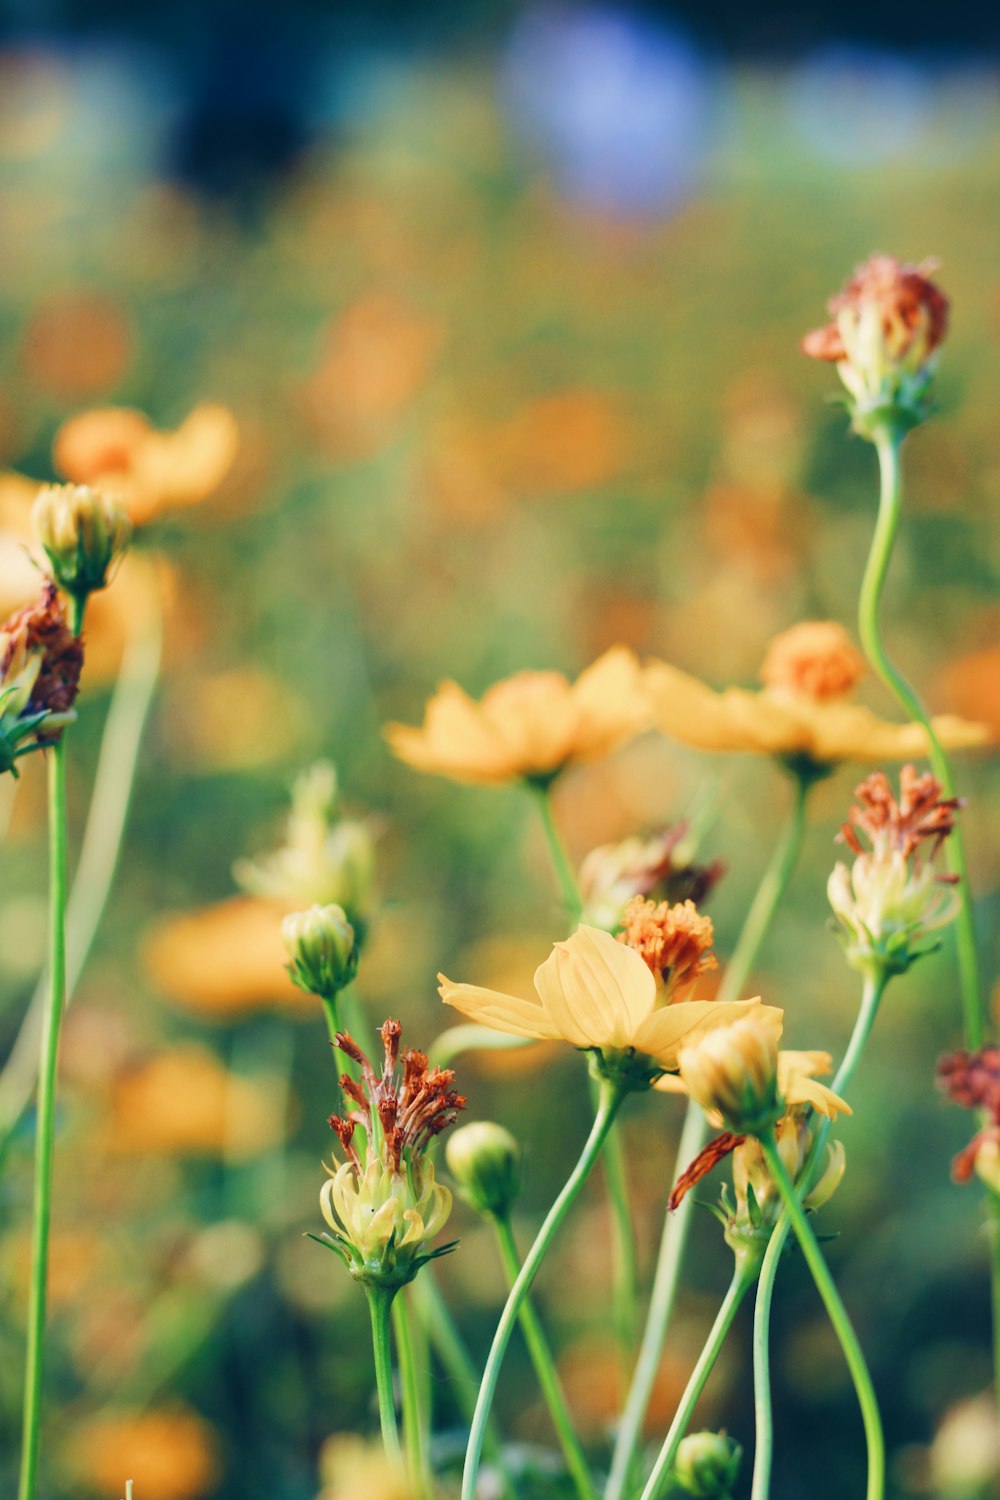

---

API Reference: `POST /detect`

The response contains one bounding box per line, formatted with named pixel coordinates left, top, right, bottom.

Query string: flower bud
left=674, top=1431, right=742, bottom=1499
left=33, top=483, right=132, bottom=600
left=282, top=904, right=358, bottom=999
left=678, top=1015, right=783, bottom=1136
left=446, top=1121, right=522, bottom=1219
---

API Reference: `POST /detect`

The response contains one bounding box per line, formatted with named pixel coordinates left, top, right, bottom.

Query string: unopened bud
left=445, top=1121, right=522, bottom=1219
left=678, top=1015, right=783, bottom=1136
left=674, top=1431, right=742, bottom=1499
left=33, top=483, right=132, bottom=600
left=282, top=904, right=358, bottom=999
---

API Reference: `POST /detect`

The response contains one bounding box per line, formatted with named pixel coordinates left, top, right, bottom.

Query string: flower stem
left=392, top=1289, right=435, bottom=1500
left=493, top=1212, right=597, bottom=1500
left=759, top=1129, right=885, bottom=1500
left=606, top=772, right=812, bottom=1500
left=863, top=431, right=982, bottom=1049
left=638, top=1259, right=757, bottom=1500
left=18, top=738, right=70, bottom=1500
left=461, top=1077, right=624, bottom=1500
left=366, top=1286, right=402, bottom=1462
left=529, top=780, right=584, bottom=926
left=750, top=972, right=886, bottom=1500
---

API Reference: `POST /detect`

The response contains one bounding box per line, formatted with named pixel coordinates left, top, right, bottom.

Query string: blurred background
left=1, top=1, right=1000, bottom=1497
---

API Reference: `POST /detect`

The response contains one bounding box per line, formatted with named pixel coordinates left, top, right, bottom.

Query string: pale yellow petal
left=385, top=681, right=518, bottom=783
left=634, top=998, right=784, bottom=1072
left=437, top=975, right=561, bottom=1040
left=570, top=646, right=649, bottom=759
left=534, top=925, right=656, bottom=1049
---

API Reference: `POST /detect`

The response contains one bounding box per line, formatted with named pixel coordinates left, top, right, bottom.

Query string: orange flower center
left=759, top=621, right=864, bottom=701
left=619, top=896, right=717, bottom=995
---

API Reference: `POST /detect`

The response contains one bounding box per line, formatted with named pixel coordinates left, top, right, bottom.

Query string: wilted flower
left=579, top=825, right=724, bottom=931
left=937, top=1048, right=1000, bottom=1192
left=384, top=646, right=649, bottom=786
left=676, top=1012, right=784, bottom=1136
left=234, top=762, right=376, bottom=943
left=282, top=904, right=358, bottom=1000
left=318, top=1019, right=465, bottom=1291
left=645, top=621, right=987, bottom=778
left=439, top=924, right=780, bottom=1092
left=828, top=765, right=961, bottom=975
left=802, top=253, right=949, bottom=437
left=674, top=1431, right=742, bottom=1499
left=33, top=482, right=132, bottom=601
left=0, top=581, right=84, bottom=771
left=446, top=1120, right=522, bottom=1220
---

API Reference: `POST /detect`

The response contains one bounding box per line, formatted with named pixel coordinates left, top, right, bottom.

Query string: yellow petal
left=437, top=975, right=562, bottom=1040
left=534, top=925, right=655, bottom=1048
left=634, top=998, right=784, bottom=1072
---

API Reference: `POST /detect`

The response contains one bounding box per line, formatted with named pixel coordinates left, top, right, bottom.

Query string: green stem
left=410, top=1272, right=518, bottom=1500
left=862, top=431, right=982, bottom=1048
left=0, top=582, right=162, bottom=1158
left=366, top=1287, right=402, bottom=1462
left=638, top=1260, right=757, bottom=1500
left=461, top=1077, right=624, bottom=1500
left=759, top=1129, right=885, bottom=1500
left=320, top=995, right=341, bottom=1050
left=606, top=772, right=812, bottom=1500
left=750, top=972, right=886, bottom=1500
left=18, top=739, right=70, bottom=1500
left=532, top=783, right=638, bottom=1385
left=393, top=1290, right=435, bottom=1500
left=493, top=1213, right=596, bottom=1500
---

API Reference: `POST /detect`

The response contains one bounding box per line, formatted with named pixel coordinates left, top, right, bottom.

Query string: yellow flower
left=438, top=924, right=779, bottom=1089
left=645, top=620, right=988, bottom=772
left=385, top=646, right=649, bottom=786
left=672, top=1018, right=850, bottom=1134
left=66, top=1406, right=220, bottom=1499
left=322, top=1158, right=453, bottom=1261
left=318, top=1434, right=413, bottom=1500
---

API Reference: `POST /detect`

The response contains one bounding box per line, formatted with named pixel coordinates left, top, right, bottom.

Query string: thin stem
left=320, top=995, right=341, bottom=1050
left=529, top=780, right=584, bottom=926
left=0, top=584, right=163, bottom=1156
left=493, top=1213, right=596, bottom=1500
left=760, top=1130, right=885, bottom=1500
left=751, top=972, right=886, bottom=1500
left=393, top=1290, right=435, bottom=1500
left=863, top=432, right=982, bottom=1048
left=606, top=773, right=812, bottom=1500
left=366, top=1287, right=402, bottom=1462
left=638, top=1261, right=757, bottom=1500
left=461, top=1077, right=624, bottom=1500
left=18, top=739, right=70, bottom=1500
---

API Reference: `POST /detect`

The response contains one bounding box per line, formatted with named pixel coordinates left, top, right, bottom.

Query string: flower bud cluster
left=828, top=765, right=960, bottom=977
left=318, top=1019, right=465, bottom=1291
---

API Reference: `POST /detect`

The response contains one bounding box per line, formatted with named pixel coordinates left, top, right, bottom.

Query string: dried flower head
left=829, top=765, right=961, bottom=975
left=318, top=1019, right=465, bottom=1290
left=937, top=1048, right=1000, bottom=1191
left=579, top=825, right=725, bottom=931
left=0, top=581, right=83, bottom=771
left=802, top=254, right=949, bottom=437
left=759, top=621, right=865, bottom=703
left=618, top=896, right=718, bottom=999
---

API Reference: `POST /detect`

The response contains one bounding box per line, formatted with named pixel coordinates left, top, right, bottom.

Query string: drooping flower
left=438, top=924, right=780, bottom=1091
left=318, top=1020, right=465, bottom=1290
left=802, top=253, right=949, bottom=437
left=829, top=765, right=961, bottom=975
left=0, top=581, right=84, bottom=772
left=384, top=646, right=649, bottom=787
left=937, top=1048, right=1000, bottom=1191
left=644, top=619, right=987, bottom=777
left=580, top=826, right=725, bottom=932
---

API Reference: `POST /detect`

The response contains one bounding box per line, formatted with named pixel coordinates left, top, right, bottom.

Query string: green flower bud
left=445, top=1121, right=522, bottom=1220
left=674, top=1431, right=742, bottom=1499
left=33, top=483, right=132, bottom=601
left=282, top=904, right=358, bottom=999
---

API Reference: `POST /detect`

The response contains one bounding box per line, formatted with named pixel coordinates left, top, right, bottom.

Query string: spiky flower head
left=674, top=1432, right=743, bottom=1500
left=446, top=1121, right=522, bottom=1220
left=618, top=896, right=718, bottom=1000
left=0, top=582, right=83, bottom=774
left=828, top=764, right=960, bottom=977
left=580, top=827, right=725, bottom=933
left=316, top=1019, right=465, bottom=1291
left=33, top=482, right=132, bottom=602
left=282, top=904, right=358, bottom=1000
left=802, top=253, right=949, bottom=439
left=937, top=1048, right=1000, bottom=1194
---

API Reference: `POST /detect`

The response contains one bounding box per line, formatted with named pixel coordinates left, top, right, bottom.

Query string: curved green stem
left=461, top=1077, right=624, bottom=1500
left=367, top=1287, right=402, bottom=1462
left=759, top=1128, right=884, bottom=1500
left=0, top=584, right=162, bottom=1158
left=751, top=972, right=886, bottom=1500
left=18, top=739, right=69, bottom=1500
left=393, top=1290, right=435, bottom=1500
left=862, top=432, right=981, bottom=1048
left=606, top=772, right=812, bottom=1500
left=529, top=780, right=584, bottom=926
left=638, top=1260, right=757, bottom=1500
left=493, top=1213, right=596, bottom=1500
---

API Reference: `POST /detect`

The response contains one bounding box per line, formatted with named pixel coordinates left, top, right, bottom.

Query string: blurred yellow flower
left=438, top=924, right=779, bottom=1082
left=53, top=402, right=238, bottom=525
left=386, top=646, right=649, bottom=786
left=318, top=1434, right=413, bottom=1500
left=645, top=620, right=988, bottom=770
left=103, top=1044, right=286, bottom=1158
left=67, top=1406, right=220, bottom=1499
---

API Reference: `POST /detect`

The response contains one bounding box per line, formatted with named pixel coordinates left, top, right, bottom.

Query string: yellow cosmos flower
left=664, top=1023, right=850, bottom=1131
left=385, top=645, right=648, bottom=786
left=438, top=925, right=780, bottom=1088
left=645, top=620, right=988, bottom=771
